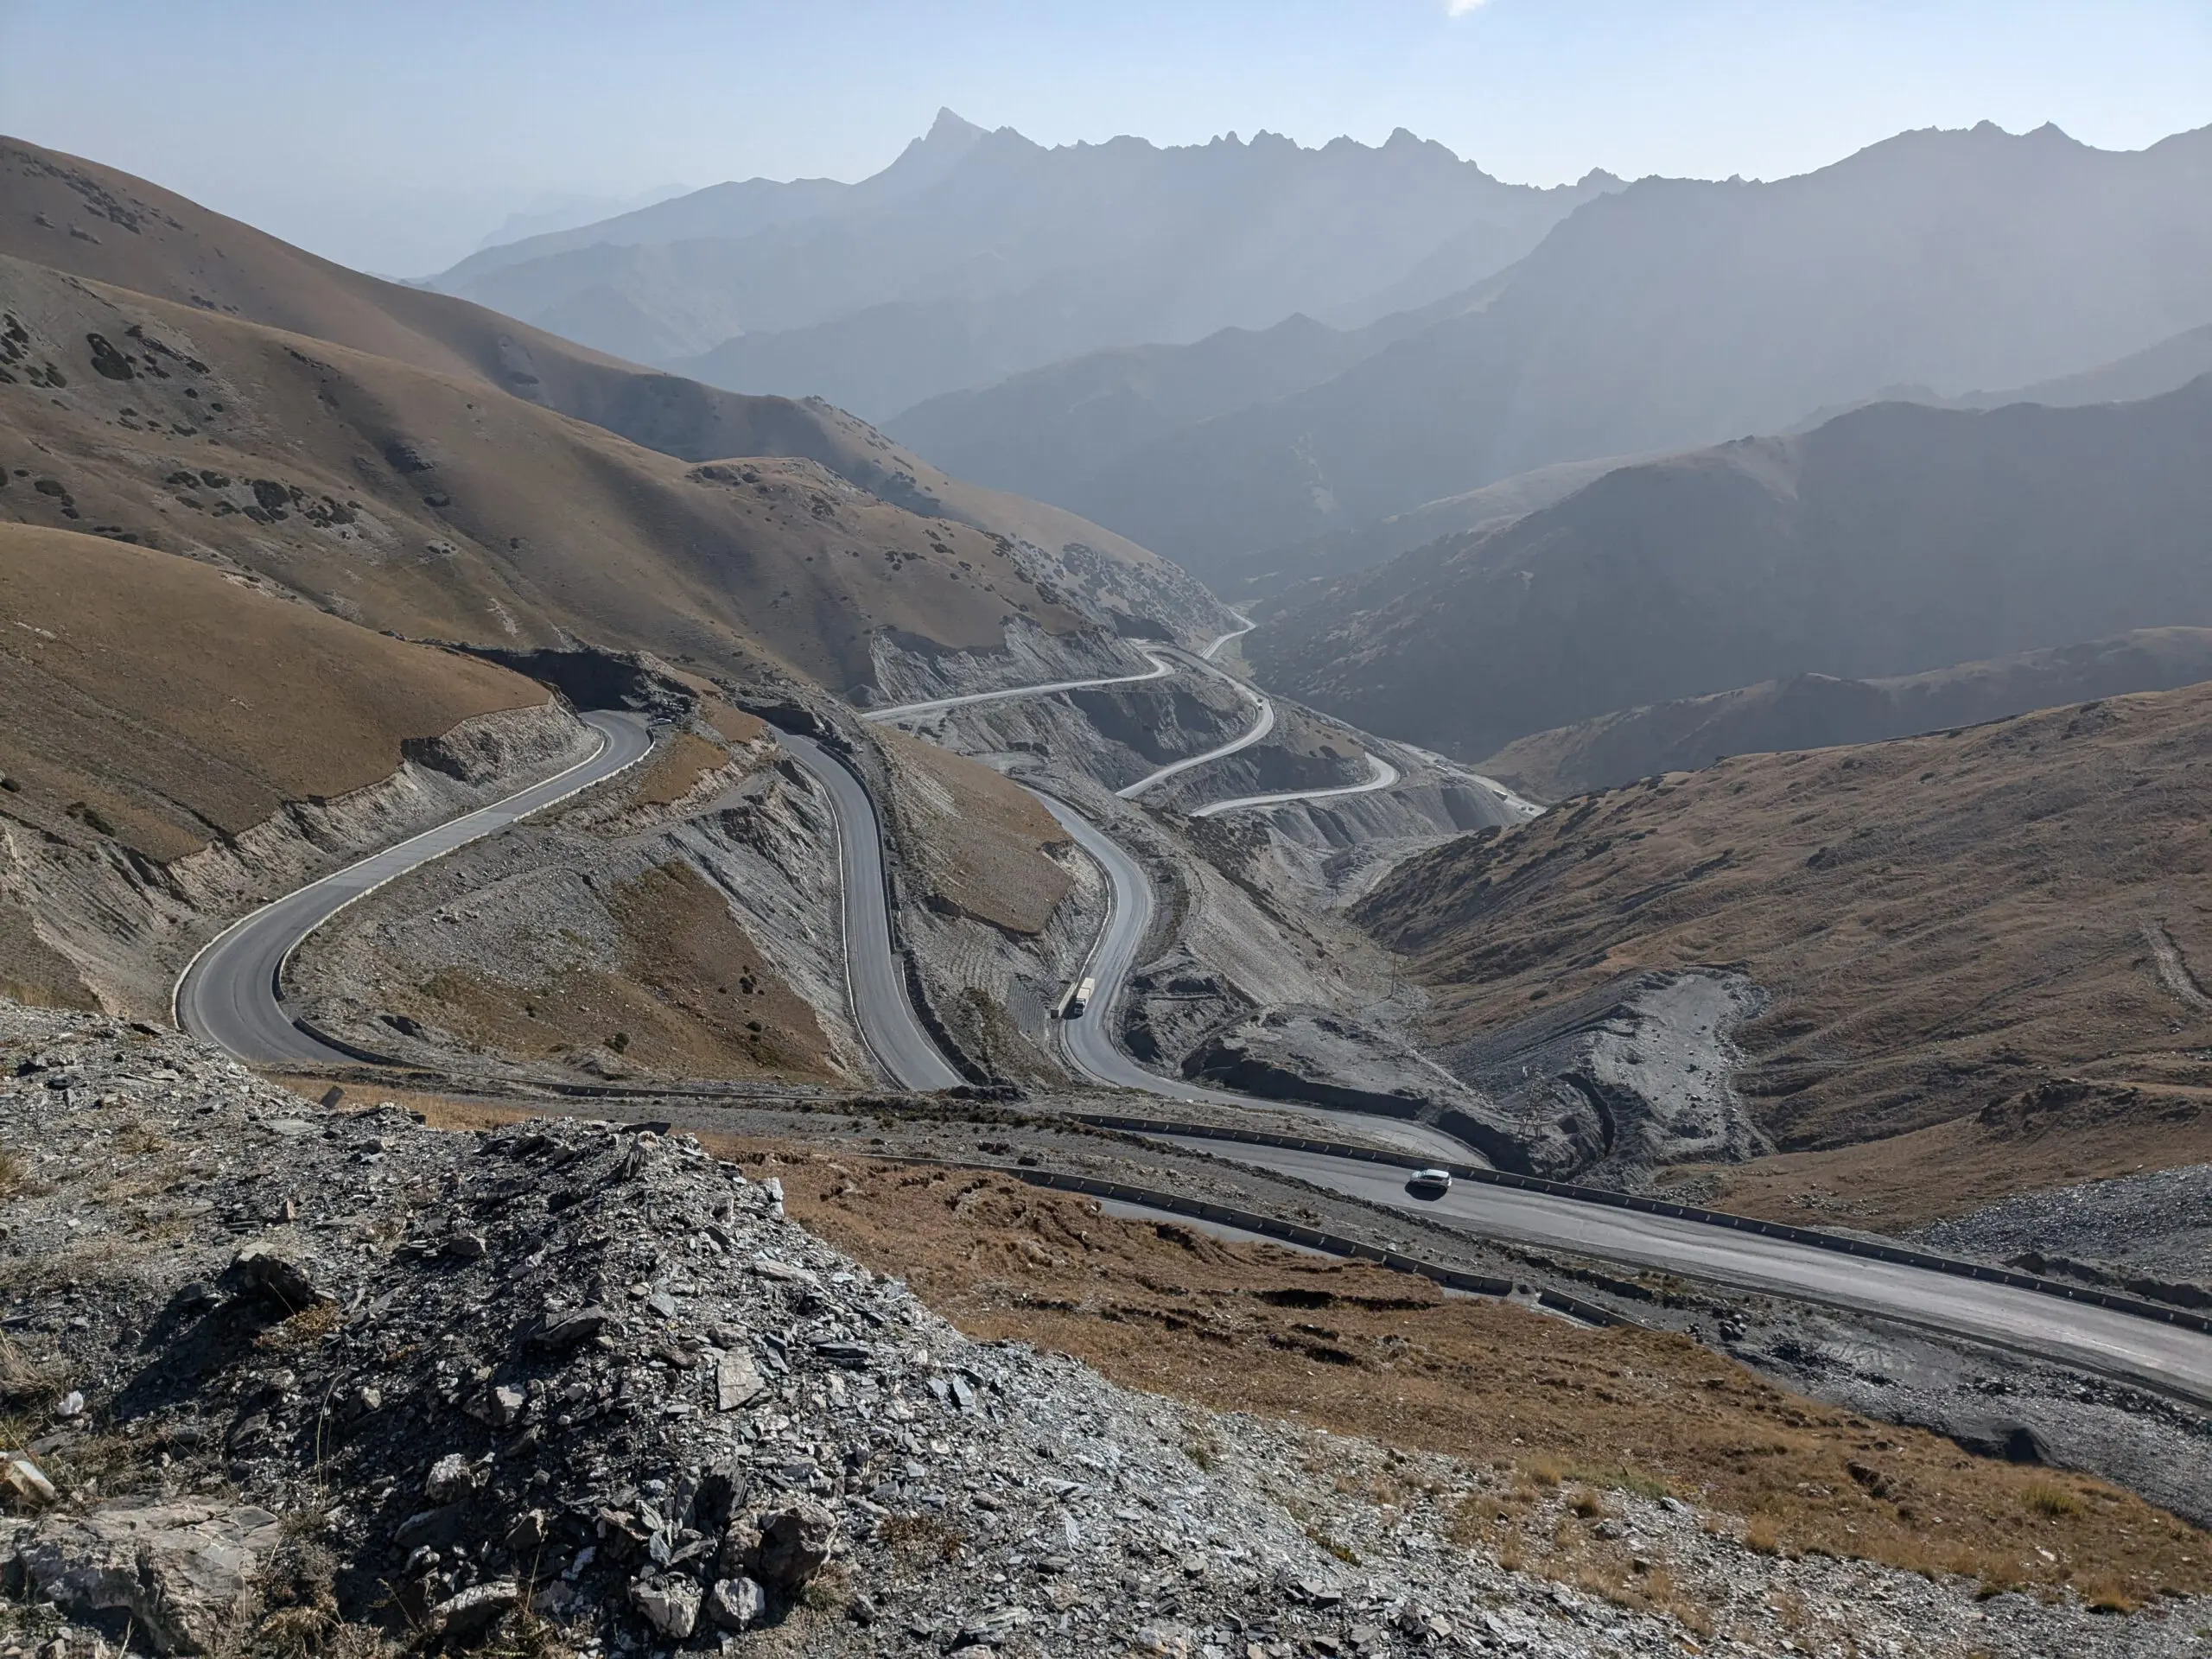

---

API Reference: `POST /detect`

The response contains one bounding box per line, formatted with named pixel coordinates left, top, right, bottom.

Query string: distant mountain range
left=893, top=121, right=2212, bottom=585
left=1251, top=375, right=2212, bottom=761
left=425, top=110, right=1619, bottom=419
left=1481, top=627, right=2212, bottom=801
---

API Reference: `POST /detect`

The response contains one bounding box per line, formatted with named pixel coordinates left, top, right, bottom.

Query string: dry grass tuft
left=111, top=1120, right=168, bottom=1156
left=0, top=1333, right=57, bottom=1405
left=0, top=1147, right=24, bottom=1199
left=256, top=1300, right=344, bottom=1351
left=2081, top=1578, right=2140, bottom=1615
left=877, top=1510, right=968, bottom=1563
left=2024, top=1479, right=2084, bottom=1518
left=1306, top=1525, right=1360, bottom=1565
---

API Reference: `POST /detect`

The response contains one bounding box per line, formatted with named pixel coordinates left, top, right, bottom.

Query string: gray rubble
left=1918, top=1162, right=2212, bottom=1300
left=3, top=1002, right=2208, bottom=1657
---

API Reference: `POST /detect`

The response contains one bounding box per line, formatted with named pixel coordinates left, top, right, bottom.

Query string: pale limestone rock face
left=18, top=1500, right=282, bottom=1655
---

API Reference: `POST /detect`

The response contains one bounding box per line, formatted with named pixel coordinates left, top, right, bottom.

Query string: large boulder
left=16, top=1500, right=282, bottom=1654
left=746, top=1501, right=836, bottom=1589
left=708, top=1573, right=766, bottom=1630
left=224, top=1243, right=323, bottom=1313
left=427, top=1580, right=520, bottom=1643
left=630, top=1574, right=701, bottom=1638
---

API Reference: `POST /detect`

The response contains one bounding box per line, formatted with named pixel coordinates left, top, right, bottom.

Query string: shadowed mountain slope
left=1046, top=121, right=2212, bottom=576
left=882, top=279, right=1500, bottom=509
left=1254, top=379, right=2212, bottom=760
left=1482, top=628, right=2212, bottom=801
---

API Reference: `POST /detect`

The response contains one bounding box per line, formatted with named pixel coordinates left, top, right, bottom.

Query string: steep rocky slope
left=868, top=733, right=1097, bottom=1085
left=0, top=134, right=1228, bottom=650
left=1356, top=683, right=2212, bottom=1197
left=1484, top=626, right=2212, bottom=800
left=289, top=700, right=869, bottom=1086
left=1256, top=379, right=2212, bottom=760
left=0, top=524, right=594, bottom=1015
left=5, top=1005, right=2204, bottom=1656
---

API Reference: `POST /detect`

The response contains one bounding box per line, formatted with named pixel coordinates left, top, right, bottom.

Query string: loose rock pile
left=3, top=1004, right=2204, bottom=1656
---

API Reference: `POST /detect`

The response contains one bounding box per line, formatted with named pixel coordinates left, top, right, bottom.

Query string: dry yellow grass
left=0, top=524, right=544, bottom=863
left=626, top=731, right=735, bottom=809
left=1671, top=1084, right=2212, bottom=1231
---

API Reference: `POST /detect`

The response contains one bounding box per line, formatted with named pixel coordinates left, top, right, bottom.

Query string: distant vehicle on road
left=1406, top=1167, right=1452, bottom=1198
left=1060, top=976, right=1098, bottom=1019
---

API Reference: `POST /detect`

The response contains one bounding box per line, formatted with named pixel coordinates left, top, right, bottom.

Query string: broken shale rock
left=1, top=1002, right=2197, bottom=1659
left=16, top=1500, right=281, bottom=1655
left=223, top=1242, right=323, bottom=1313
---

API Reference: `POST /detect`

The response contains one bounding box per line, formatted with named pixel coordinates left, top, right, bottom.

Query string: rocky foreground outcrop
left=3, top=1003, right=2202, bottom=1656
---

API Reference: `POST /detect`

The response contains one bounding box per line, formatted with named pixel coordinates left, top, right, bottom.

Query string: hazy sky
left=5, top=0, right=2209, bottom=276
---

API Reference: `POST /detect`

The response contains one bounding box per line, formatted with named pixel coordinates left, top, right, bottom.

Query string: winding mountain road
left=1144, top=1136, right=2212, bottom=1401
left=1031, top=791, right=1472, bottom=1160
left=1191, top=752, right=1402, bottom=817
left=175, top=710, right=654, bottom=1067
left=774, top=731, right=966, bottom=1091
left=861, top=650, right=1175, bottom=724
left=163, top=643, right=2212, bottom=1400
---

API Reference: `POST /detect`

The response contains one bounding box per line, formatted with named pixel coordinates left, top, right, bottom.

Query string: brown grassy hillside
left=1357, top=684, right=2212, bottom=1203
left=0, top=135, right=1216, bottom=638
left=880, top=733, right=1073, bottom=938
left=0, top=522, right=543, bottom=864
left=0, top=256, right=1080, bottom=691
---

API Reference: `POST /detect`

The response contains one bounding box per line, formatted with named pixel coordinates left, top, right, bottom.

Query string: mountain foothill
left=5, top=107, right=2212, bottom=1209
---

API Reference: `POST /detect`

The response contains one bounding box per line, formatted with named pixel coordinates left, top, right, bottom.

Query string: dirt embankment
left=867, top=728, right=1096, bottom=1085
left=292, top=710, right=862, bottom=1085
left=1357, top=682, right=2212, bottom=1207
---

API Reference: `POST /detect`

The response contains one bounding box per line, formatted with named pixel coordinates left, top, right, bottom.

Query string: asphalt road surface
left=776, top=730, right=966, bottom=1092
left=1198, top=617, right=1255, bottom=660
left=1116, top=673, right=1275, bottom=799
left=1154, top=1135, right=2212, bottom=1402
left=1191, top=753, right=1402, bottom=817
left=175, top=710, right=654, bottom=1068
left=862, top=651, right=1174, bottom=723
left=1030, top=790, right=1472, bottom=1161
